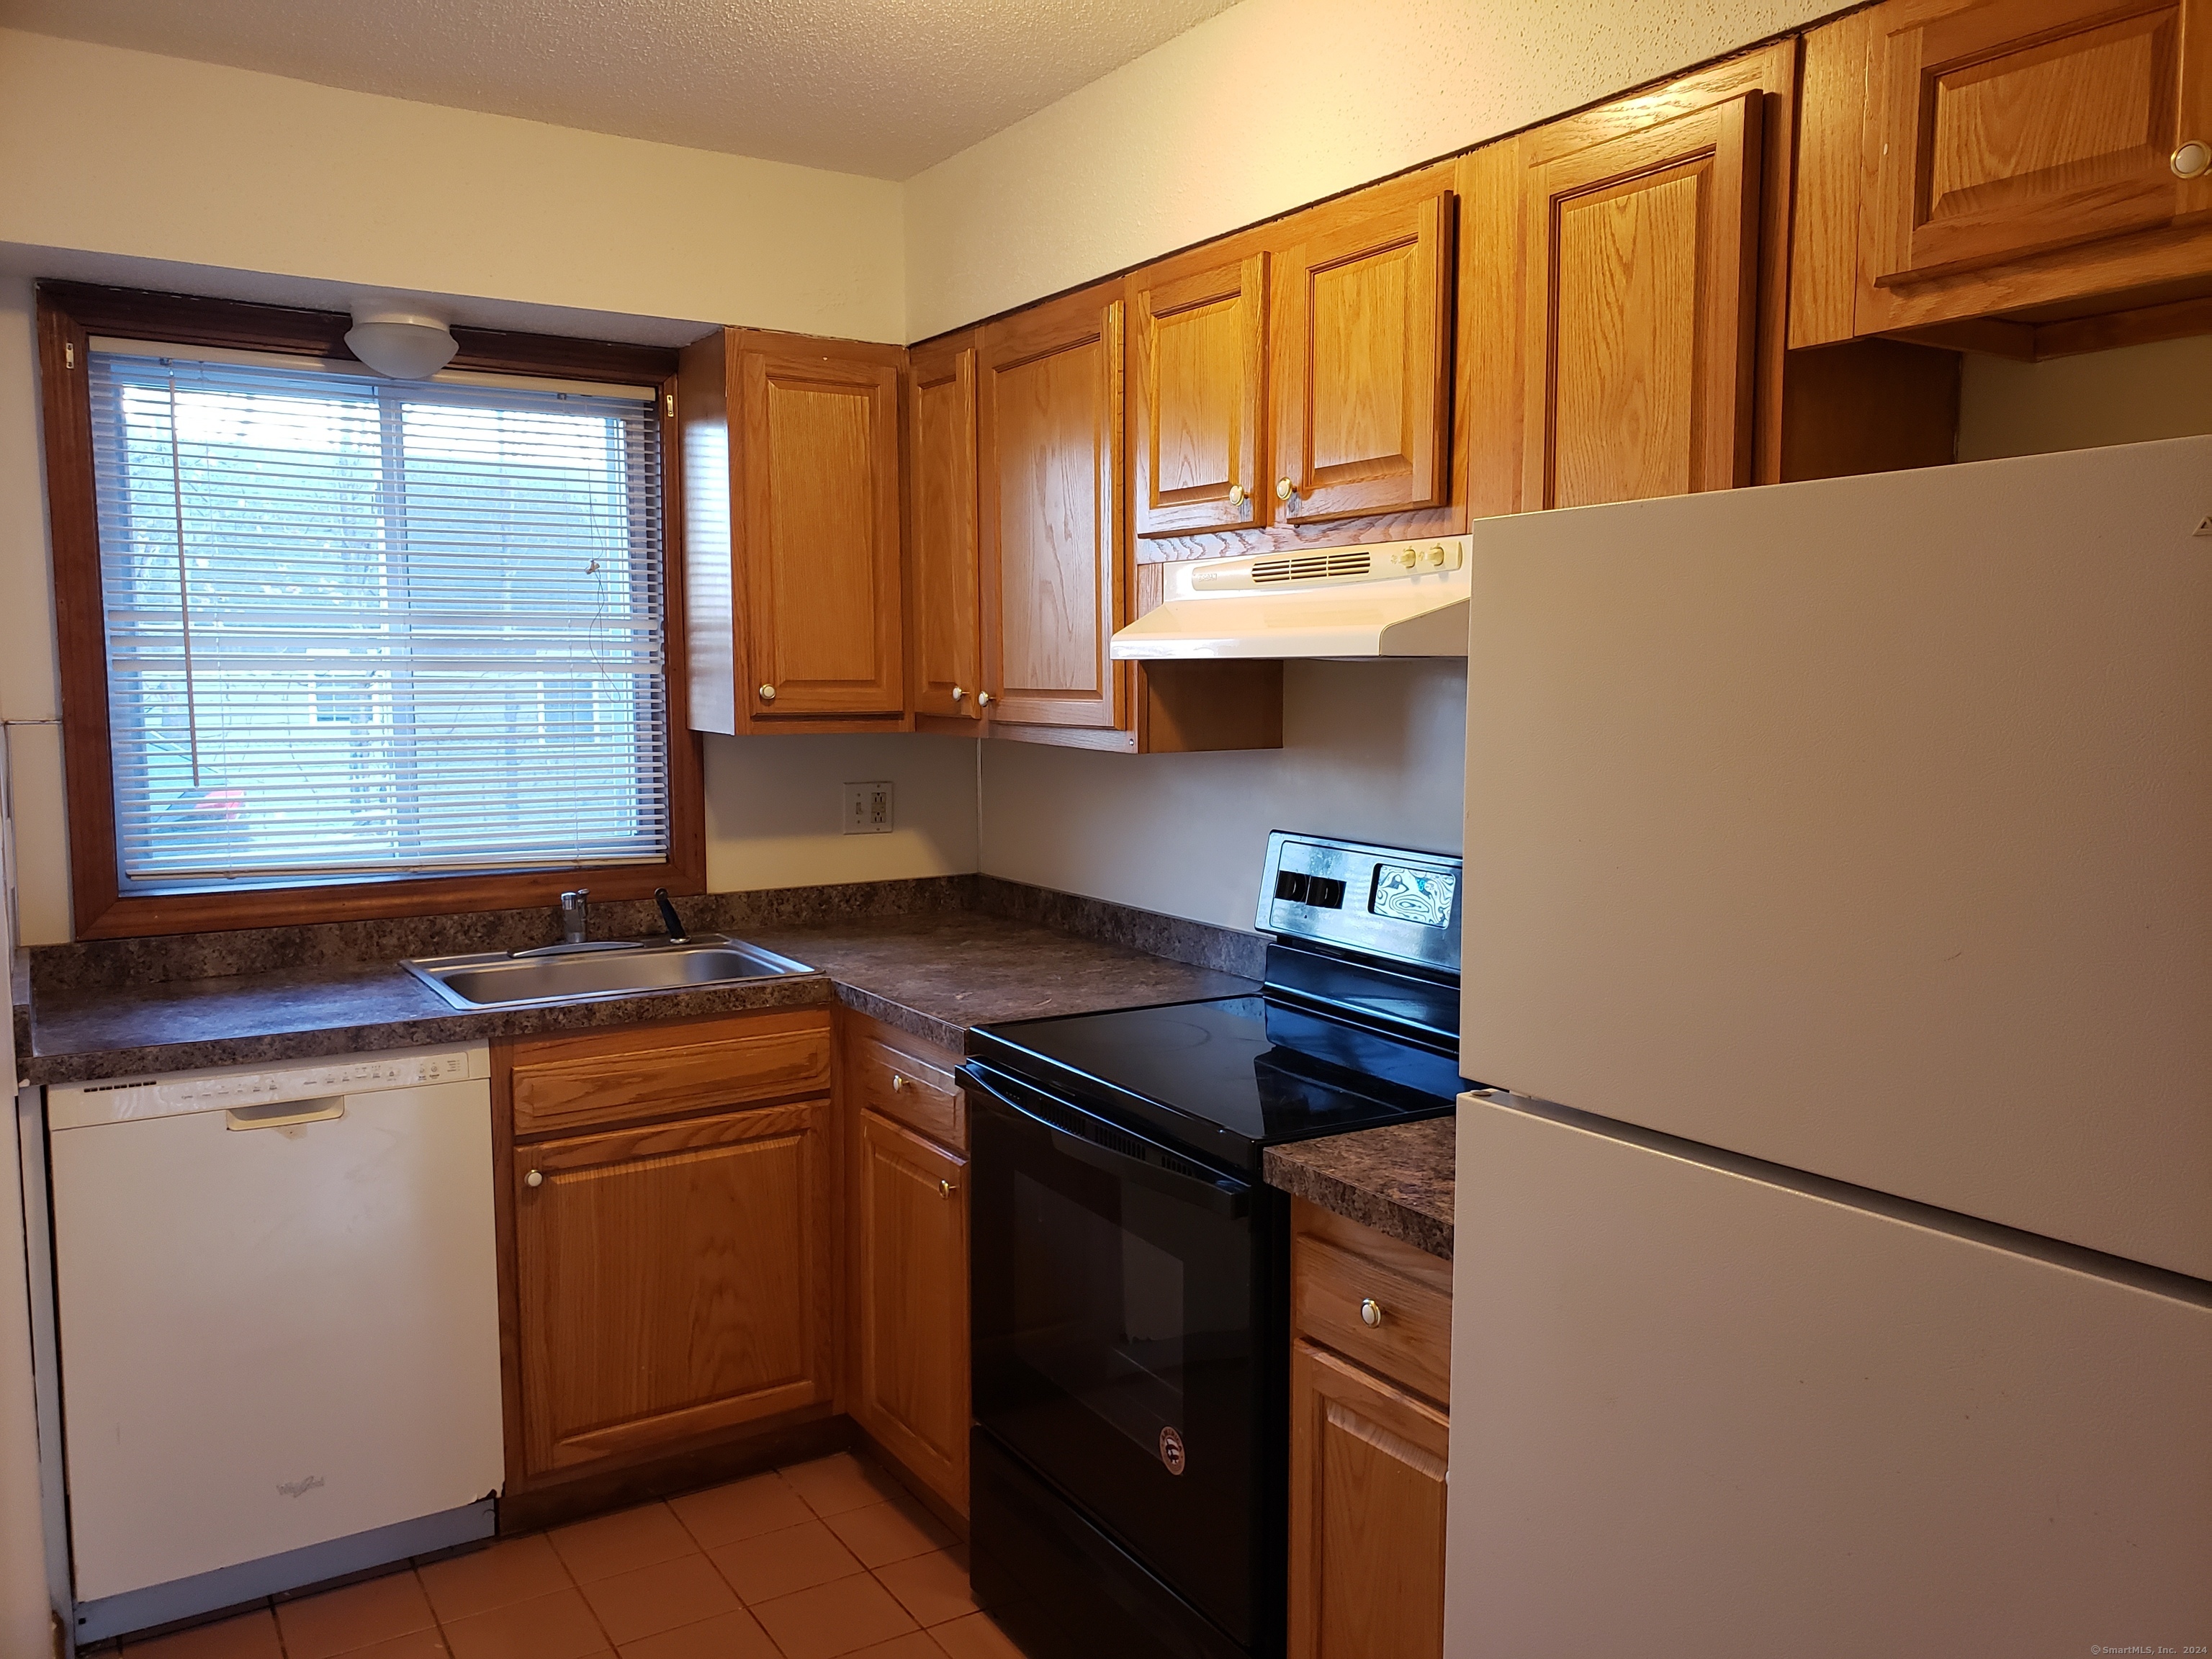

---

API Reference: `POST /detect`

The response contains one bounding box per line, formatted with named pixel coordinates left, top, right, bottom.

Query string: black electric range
left=962, top=832, right=1469, bottom=1659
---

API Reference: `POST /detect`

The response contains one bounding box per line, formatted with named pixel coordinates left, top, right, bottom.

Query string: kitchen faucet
left=560, top=888, right=590, bottom=945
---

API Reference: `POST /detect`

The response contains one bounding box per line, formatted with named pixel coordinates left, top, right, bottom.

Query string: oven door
left=966, top=1063, right=1256, bottom=1645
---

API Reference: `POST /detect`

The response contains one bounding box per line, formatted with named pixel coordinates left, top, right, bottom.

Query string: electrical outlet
left=842, top=780, right=893, bottom=835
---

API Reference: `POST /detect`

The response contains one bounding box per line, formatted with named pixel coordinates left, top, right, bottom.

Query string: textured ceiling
left=0, top=0, right=1245, bottom=179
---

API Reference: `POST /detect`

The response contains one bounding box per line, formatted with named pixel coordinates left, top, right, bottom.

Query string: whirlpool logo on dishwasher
left=276, top=1475, right=325, bottom=1499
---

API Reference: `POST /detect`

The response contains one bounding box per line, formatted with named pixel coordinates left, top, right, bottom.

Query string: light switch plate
left=842, top=780, right=893, bottom=835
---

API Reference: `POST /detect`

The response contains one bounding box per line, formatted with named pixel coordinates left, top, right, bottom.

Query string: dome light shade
left=345, top=308, right=458, bottom=379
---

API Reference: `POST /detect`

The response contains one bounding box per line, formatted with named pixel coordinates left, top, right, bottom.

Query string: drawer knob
left=891, top=1072, right=906, bottom=1092
left=757, top=683, right=777, bottom=703
left=1359, top=1297, right=1383, bottom=1328
left=2173, top=140, right=2211, bottom=179
left=951, top=685, right=965, bottom=701
left=939, top=1179, right=954, bottom=1198
left=1275, top=477, right=1295, bottom=503
left=976, top=691, right=994, bottom=708
left=526, top=1169, right=544, bottom=1189
left=1227, top=482, right=1248, bottom=508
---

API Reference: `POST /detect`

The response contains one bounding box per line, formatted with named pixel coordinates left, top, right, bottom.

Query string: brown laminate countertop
left=18, top=910, right=1256, bottom=1087
left=1264, top=1115, right=1456, bottom=1259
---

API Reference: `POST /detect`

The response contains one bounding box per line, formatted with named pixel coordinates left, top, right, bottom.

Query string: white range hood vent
left=1110, top=536, right=1473, bottom=660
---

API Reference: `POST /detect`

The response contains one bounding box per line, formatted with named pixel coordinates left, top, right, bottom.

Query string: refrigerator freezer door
left=1445, top=1094, right=2212, bottom=1659
left=1462, top=436, right=2212, bottom=1277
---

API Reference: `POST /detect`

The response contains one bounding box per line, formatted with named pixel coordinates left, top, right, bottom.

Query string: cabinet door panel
left=853, top=1109, right=969, bottom=1511
left=1288, top=1341, right=1449, bottom=1659
left=1871, top=0, right=2212, bottom=287
left=1133, top=253, right=1267, bottom=537
left=979, top=288, right=1126, bottom=731
left=514, top=1099, right=834, bottom=1475
left=1524, top=92, right=1763, bottom=510
left=1272, top=189, right=1454, bottom=523
left=741, top=351, right=903, bottom=716
left=909, top=341, right=982, bottom=721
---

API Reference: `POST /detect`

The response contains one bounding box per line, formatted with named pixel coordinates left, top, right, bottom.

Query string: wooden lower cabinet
left=1288, top=1197, right=1454, bottom=1659
left=499, top=1011, right=841, bottom=1488
left=1288, top=1341, right=1452, bottom=1659
left=851, top=1108, right=969, bottom=1511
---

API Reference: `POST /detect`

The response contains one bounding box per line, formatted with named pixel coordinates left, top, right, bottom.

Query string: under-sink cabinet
left=498, top=1010, right=840, bottom=1486
left=1287, top=1197, right=1452, bottom=1659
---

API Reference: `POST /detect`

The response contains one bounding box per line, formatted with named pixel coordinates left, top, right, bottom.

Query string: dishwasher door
left=50, top=1066, right=503, bottom=1602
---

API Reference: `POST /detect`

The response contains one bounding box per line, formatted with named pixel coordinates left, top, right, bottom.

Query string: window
left=39, top=286, right=701, bottom=938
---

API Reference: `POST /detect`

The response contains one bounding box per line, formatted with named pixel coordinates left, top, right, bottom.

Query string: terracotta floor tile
left=840, top=1635, right=949, bottom=1659
left=550, top=1502, right=698, bottom=1583
left=329, top=1633, right=451, bottom=1659
left=670, top=1472, right=815, bottom=1550
left=708, top=1519, right=864, bottom=1604
left=275, top=1568, right=437, bottom=1658
left=748, top=1574, right=920, bottom=1659
left=439, top=1586, right=611, bottom=1659
left=925, top=1612, right=1028, bottom=1659
left=580, top=1553, right=743, bottom=1647
left=871, top=1552, right=981, bottom=1628
left=823, top=1498, right=954, bottom=1570
left=778, top=1453, right=899, bottom=1519
left=613, top=1607, right=781, bottom=1659
left=122, top=1609, right=283, bottom=1659
left=417, top=1535, right=573, bottom=1624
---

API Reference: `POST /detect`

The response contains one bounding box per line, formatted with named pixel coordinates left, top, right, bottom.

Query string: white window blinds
left=86, top=343, right=668, bottom=891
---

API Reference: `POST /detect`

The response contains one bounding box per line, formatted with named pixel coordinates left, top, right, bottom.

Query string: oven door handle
left=965, top=1068, right=1251, bottom=1219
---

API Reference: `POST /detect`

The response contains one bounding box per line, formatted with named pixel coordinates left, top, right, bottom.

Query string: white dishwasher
left=46, top=1045, right=505, bottom=1639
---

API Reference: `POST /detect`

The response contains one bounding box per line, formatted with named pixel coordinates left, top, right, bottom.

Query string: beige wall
left=0, top=30, right=905, bottom=343
left=902, top=0, right=1833, bottom=338
left=979, top=661, right=1469, bottom=931
left=1956, top=334, right=2212, bottom=462
left=704, top=735, right=978, bottom=893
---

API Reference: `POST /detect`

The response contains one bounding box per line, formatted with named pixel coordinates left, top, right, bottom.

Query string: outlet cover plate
left=842, top=781, right=893, bottom=835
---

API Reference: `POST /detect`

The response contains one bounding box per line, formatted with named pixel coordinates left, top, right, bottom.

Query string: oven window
left=1013, top=1172, right=1185, bottom=1457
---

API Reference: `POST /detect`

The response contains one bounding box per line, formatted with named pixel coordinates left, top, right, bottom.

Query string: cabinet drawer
left=850, top=1033, right=963, bottom=1150
left=511, top=1014, right=832, bottom=1138
left=1294, top=1228, right=1452, bottom=1407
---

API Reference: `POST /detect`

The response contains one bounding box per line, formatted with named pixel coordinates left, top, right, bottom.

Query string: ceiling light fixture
left=345, top=305, right=459, bottom=379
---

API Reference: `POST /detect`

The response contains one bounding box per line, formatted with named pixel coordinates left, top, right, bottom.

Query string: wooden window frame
left=35, top=282, right=706, bottom=940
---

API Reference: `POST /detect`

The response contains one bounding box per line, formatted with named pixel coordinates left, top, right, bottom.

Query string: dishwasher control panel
left=46, top=1044, right=491, bottom=1130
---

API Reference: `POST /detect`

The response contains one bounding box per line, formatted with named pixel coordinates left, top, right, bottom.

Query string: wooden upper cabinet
left=1130, top=253, right=1269, bottom=537
left=908, top=337, right=983, bottom=723
left=1272, top=183, right=1456, bottom=524
left=1521, top=50, right=1791, bottom=510
left=1868, top=0, right=2212, bottom=292
left=678, top=328, right=907, bottom=732
left=978, top=283, right=1126, bottom=732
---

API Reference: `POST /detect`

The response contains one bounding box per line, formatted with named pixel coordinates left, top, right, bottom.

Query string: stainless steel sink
left=401, top=935, right=817, bottom=1011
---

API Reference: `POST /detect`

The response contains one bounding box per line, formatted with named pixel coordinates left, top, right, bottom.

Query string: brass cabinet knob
left=2173, top=140, right=2211, bottom=179
left=1359, top=1297, right=1383, bottom=1328
left=976, top=691, right=994, bottom=708
left=938, top=1179, right=953, bottom=1198
left=1275, top=477, right=1295, bottom=503
left=1227, top=483, right=1248, bottom=508
left=757, top=684, right=777, bottom=703
left=891, top=1073, right=906, bottom=1092
left=951, top=685, right=965, bottom=701
left=526, top=1169, right=544, bottom=1189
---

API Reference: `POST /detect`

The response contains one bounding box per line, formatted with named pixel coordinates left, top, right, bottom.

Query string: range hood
left=1109, top=536, right=1472, bottom=660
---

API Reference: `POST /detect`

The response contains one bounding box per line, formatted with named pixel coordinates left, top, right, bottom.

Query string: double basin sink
left=403, top=935, right=814, bottom=1011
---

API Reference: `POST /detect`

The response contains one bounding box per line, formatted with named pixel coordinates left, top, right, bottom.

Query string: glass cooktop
left=965, top=994, right=1465, bottom=1166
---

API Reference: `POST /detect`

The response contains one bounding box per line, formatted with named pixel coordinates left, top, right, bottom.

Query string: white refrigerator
left=1447, top=436, right=2212, bottom=1658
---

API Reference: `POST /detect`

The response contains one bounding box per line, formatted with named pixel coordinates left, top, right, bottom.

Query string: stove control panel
left=1256, top=832, right=1461, bottom=974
